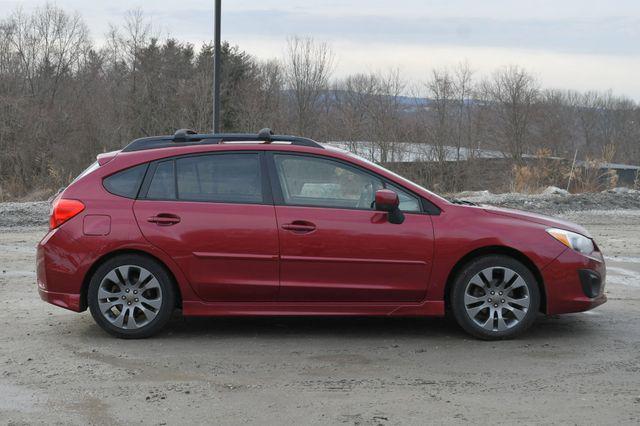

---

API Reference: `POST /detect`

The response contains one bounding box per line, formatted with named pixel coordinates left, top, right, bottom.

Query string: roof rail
left=257, top=128, right=274, bottom=142
left=121, top=128, right=324, bottom=152
left=174, top=129, right=198, bottom=142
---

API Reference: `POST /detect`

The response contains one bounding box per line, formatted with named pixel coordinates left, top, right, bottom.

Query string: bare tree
left=409, top=63, right=479, bottom=191
left=239, top=59, right=287, bottom=132
left=333, top=70, right=407, bottom=161
left=425, top=68, right=456, bottom=162
left=453, top=62, right=476, bottom=159
left=573, top=91, right=604, bottom=157
left=534, top=89, right=575, bottom=156
left=481, top=66, right=539, bottom=161
left=367, top=70, right=407, bottom=162
left=121, top=9, right=151, bottom=93
left=5, top=4, right=89, bottom=102
left=284, top=37, right=334, bottom=138
left=1, top=4, right=640, bottom=199
left=333, top=73, right=378, bottom=154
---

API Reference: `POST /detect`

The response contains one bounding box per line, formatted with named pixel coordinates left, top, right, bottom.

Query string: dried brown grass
left=569, top=144, right=619, bottom=193
left=512, top=149, right=568, bottom=193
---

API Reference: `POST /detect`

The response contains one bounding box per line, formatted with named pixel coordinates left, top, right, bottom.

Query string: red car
left=37, top=129, right=606, bottom=339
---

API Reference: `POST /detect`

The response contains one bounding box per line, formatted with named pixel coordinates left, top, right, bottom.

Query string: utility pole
left=213, top=0, right=221, bottom=133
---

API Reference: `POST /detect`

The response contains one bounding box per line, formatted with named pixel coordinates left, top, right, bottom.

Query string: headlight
left=546, top=228, right=595, bottom=255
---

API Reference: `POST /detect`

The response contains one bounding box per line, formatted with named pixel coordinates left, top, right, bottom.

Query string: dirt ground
left=1, top=207, right=640, bottom=425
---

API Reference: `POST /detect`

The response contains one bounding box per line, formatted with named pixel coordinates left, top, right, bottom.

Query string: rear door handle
left=147, top=213, right=181, bottom=226
left=281, top=220, right=317, bottom=233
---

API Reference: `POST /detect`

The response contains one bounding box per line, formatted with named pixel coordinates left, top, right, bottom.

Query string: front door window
left=273, top=154, right=420, bottom=212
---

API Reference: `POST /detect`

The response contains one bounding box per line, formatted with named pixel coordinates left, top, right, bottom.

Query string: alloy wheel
left=463, top=266, right=531, bottom=332
left=97, top=265, right=163, bottom=330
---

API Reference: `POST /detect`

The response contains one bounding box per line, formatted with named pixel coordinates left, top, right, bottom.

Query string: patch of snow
left=605, top=256, right=640, bottom=264
left=606, top=187, right=639, bottom=195
left=457, top=189, right=640, bottom=214
left=542, top=186, right=569, bottom=196
left=606, top=266, right=640, bottom=288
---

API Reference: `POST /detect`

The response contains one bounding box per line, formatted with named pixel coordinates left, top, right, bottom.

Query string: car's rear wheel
left=88, top=254, right=175, bottom=339
left=451, top=255, right=540, bottom=340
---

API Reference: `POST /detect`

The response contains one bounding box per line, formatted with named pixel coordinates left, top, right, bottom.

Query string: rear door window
left=175, top=153, right=263, bottom=203
left=103, top=164, right=147, bottom=198
left=146, top=161, right=176, bottom=200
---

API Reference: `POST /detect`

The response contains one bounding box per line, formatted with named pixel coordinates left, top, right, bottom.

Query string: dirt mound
left=458, top=188, right=640, bottom=214
left=0, top=201, right=50, bottom=228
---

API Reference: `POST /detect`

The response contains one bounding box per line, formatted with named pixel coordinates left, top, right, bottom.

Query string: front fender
left=426, top=205, right=566, bottom=301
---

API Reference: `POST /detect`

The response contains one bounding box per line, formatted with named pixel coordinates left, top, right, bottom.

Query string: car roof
left=122, top=128, right=324, bottom=153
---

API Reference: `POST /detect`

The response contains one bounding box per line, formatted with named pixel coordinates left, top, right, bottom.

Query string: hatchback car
left=37, top=129, right=606, bottom=339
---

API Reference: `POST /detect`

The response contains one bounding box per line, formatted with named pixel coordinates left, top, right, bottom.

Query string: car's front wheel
left=451, top=255, right=540, bottom=340
left=88, top=254, right=175, bottom=339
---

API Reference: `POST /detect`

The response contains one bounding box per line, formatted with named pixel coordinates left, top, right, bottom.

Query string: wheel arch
left=443, top=245, right=547, bottom=313
left=80, top=249, right=182, bottom=311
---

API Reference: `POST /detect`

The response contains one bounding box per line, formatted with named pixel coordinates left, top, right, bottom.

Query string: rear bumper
left=38, top=287, right=82, bottom=312
left=542, top=249, right=607, bottom=315
left=37, top=227, right=88, bottom=312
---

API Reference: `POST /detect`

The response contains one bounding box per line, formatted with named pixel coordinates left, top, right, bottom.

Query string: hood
left=481, top=205, right=591, bottom=238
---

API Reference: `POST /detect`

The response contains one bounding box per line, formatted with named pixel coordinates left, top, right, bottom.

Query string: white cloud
left=1, top=0, right=640, bottom=99
left=232, top=35, right=640, bottom=98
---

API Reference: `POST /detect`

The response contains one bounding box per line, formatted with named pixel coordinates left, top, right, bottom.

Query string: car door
left=133, top=152, right=280, bottom=301
left=269, top=152, right=434, bottom=302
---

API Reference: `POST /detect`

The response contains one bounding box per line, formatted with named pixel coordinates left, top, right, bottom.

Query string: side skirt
left=181, top=300, right=445, bottom=317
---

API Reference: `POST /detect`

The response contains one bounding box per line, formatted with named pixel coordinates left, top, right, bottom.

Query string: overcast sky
left=2, top=0, right=640, bottom=99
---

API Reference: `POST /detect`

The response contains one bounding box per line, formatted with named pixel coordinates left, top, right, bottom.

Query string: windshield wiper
left=450, top=198, right=479, bottom=206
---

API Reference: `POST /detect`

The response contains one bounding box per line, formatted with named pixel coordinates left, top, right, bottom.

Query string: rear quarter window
left=103, top=164, right=148, bottom=198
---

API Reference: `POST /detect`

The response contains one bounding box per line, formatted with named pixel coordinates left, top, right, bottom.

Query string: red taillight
left=50, top=198, right=85, bottom=229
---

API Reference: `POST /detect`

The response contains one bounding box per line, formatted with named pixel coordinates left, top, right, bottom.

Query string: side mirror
left=374, top=189, right=405, bottom=224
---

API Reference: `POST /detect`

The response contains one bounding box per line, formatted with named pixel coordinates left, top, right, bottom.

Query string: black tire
left=88, top=254, right=175, bottom=339
left=450, top=255, right=540, bottom=340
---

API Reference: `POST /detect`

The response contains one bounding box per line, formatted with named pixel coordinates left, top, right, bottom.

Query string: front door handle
left=281, top=220, right=317, bottom=234
left=147, top=213, right=181, bottom=226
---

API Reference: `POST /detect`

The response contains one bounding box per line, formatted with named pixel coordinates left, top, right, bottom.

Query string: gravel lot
left=1, top=195, right=639, bottom=425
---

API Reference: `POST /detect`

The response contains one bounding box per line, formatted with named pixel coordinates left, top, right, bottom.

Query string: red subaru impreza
left=37, top=129, right=606, bottom=339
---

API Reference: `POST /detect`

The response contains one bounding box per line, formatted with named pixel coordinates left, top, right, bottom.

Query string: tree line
left=0, top=5, right=638, bottom=198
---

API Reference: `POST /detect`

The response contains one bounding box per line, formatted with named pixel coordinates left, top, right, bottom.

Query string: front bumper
left=542, top=248, right=607, bottom=315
